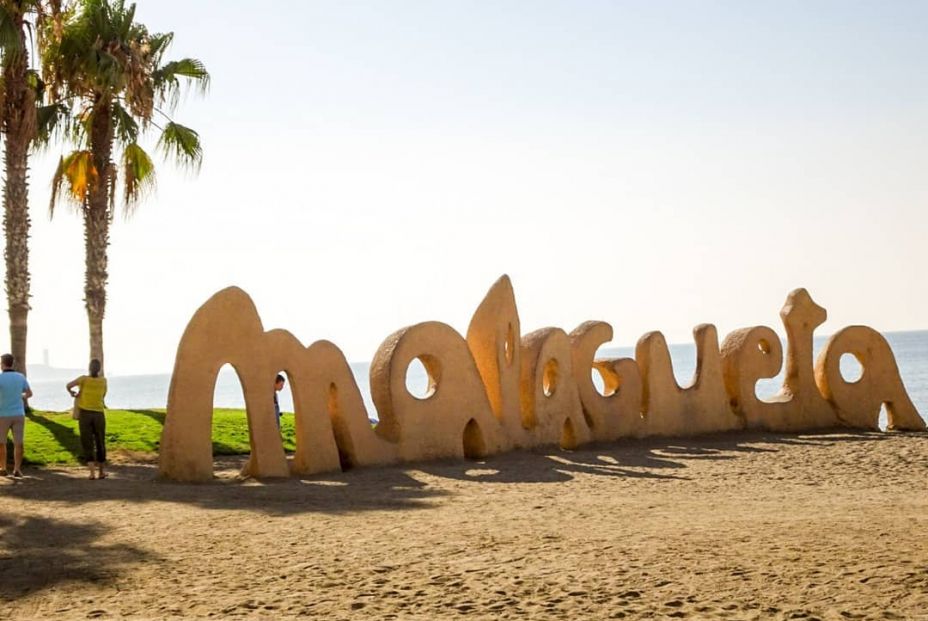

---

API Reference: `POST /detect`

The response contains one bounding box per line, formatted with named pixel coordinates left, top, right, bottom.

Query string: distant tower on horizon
left=42, top=348, right=49, bottom=367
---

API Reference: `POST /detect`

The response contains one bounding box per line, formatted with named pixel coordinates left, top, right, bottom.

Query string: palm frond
left=73, top=103, right=94, bottom=143
left=121, top=141, right=155, bottom=214
left=111, top=100, right=138, bottom=144
left=157, top=121, right=202, bottom=170
left=43, top=0, right=208, bottom=220
left=50, top=149, right=97, bottom=216
left=33, top=102, right=71, bottom=149
left=153, top=57, right=209, bottom=109
left=148, top=31, right=173, bottom=64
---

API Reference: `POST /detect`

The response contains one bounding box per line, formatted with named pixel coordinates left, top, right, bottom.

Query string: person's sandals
left=98, top=472, right=108, bottom=480
left=88, top=472, right=97, bottom=480
left=12, top=470, right=23, bottom=478
left=0, top=469, right=7, bottom=477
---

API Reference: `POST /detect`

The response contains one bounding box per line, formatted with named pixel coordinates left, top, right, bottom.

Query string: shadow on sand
left=0, top=514, right=154, bottom=599
left=0, top=428, right=907, bottom=518
left=416, top=428, right=897, bottom=484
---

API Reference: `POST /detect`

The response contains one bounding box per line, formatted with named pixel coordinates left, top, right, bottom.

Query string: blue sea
left=27, top=330, right=928, bottom=427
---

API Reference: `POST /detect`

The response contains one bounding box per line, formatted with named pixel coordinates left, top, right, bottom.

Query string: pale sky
left=9, top=0, right=928, bottom=375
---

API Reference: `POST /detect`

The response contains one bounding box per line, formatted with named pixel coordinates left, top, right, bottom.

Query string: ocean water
left=27, top=330, right=928, bottom=426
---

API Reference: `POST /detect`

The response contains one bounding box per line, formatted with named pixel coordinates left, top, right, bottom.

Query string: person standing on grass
left=274, top=374, right=286, bottom=429
left=66, top=359, right=108, bottom=480
left=0, top=353, right=31, bottom=478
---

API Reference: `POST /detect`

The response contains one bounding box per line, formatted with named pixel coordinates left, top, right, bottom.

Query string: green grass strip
left=3, top=409, right=296, bottom=466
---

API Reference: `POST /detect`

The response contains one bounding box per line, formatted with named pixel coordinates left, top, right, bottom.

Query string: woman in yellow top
left=66, top=359, right=108, bottom=479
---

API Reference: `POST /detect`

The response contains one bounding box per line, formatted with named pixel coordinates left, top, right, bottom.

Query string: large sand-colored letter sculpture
left=569, top=321, right=643, bottom=441
left=370, top=322, right=505, bottom=462
left=160, top=276, right=925, bottom=481
left=636, top=324, right=740, bottom=436
left=721, top=289, right=839, bottom=432
left=814, top=326, right=924, bottom=430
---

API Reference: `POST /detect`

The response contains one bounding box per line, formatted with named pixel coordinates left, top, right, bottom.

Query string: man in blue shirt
left=0, top=353, right=32, bottom=478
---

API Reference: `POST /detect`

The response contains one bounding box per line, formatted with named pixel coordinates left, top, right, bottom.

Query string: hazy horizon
left=27, top=327, right=928, bottom=378
left=4, top=1, right=926, bottom=375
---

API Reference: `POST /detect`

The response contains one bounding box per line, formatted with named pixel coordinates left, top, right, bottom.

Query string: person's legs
left=78, top=410, right=97, bottom=478
left=0, top=418, right=11, bottom=475
left=93, top=412, right=106, bottom=478
left=11, top=417, right=23, bottom=475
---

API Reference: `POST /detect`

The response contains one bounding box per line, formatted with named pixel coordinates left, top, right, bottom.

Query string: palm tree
left=0, top=0, right=63, bottom=374
left=41, top=0, right=208, bottom=370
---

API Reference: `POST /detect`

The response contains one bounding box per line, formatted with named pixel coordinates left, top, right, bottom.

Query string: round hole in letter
left=542, top=359, right=558, bottom=397
left=839, top=352, right=863, bottom=383
left=592, top=362, right=621, bottom=398
left=406, top=354, right=441, bottom=400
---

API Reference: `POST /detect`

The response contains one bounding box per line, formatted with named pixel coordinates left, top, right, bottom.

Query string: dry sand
left=1, top=430, right=926, bottom=620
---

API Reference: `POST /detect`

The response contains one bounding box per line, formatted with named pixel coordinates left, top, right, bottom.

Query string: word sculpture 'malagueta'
left=159, top=277, right=924, bottom=481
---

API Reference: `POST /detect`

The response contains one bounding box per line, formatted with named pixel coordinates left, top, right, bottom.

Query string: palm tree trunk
left=84, top=206, right=108, bottom=368
left=4, top=137, right=31, bottom=374
left=85, top=102, right=114, bottom=372
left=2, top=20, right=34, bottom=375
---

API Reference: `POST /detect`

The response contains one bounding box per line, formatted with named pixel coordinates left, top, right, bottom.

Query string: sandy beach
left=1, top=430, right=926, bottom=620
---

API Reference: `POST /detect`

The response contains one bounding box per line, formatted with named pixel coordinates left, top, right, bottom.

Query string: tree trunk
left=84, top=206, right=108, bottom=368
left=2, top=18, right=34, bottom=375
left=85, top=102, right=114, bottom=373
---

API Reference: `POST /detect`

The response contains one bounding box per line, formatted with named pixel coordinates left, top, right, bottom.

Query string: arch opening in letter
left=272, top=369, right=294, bottom=450
left=462, top=418, right=487, bottom=459
left=212, top=363, right=253, bottom=473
